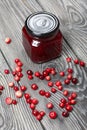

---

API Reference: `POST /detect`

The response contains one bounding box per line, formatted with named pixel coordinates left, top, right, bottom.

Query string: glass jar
left=22, top=12, right=63, bottom=63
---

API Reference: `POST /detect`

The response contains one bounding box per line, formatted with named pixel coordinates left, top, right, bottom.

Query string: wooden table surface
left=0, top=0, right=87, bottom=130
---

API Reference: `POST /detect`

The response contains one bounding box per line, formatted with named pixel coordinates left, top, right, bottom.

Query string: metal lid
left=25, top=12, right=60, bottom=38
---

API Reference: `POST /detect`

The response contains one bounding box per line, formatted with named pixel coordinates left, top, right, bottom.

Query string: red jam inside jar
left=22, top=12, right=63, bottom=63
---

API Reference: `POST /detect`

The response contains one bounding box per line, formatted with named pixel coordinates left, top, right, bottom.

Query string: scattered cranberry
left=42, top=71, right=49, bottom=77
left=17, top=72, right=23, bottom=78
left=59, top=102, right=65, bottom=108
left=31, top=84, right=38, bottom=90
left=20, top=85, right=27, bottom=92
left=63, top=90, right=69, bottom=96
left=32, top=109, right=39, bottom=116
left=5, top=37, right=11, bottom=44
left=45, top=76, right=51, bottom=81
left=39, top=90, right=45, bottom=96
left=55, top=81, right=62, bottom=87
left=34, top=71, right=41, bottom=77
left=5, top=97, right=13, bottom=105
left=30, top=103, right=36, bottom=110
left=68, top=96, right=73, bottom=101
left=39, top=75, right=44, bottom=80
left=40, top=111, right=45, bottom=117
left=24, top=93, right=31, bottom=99
left=64, top=79, right=70, bottom=85
left=66, top=57, right=71, bottom=62
left=0, top=86, right=4, bottom=90
left=65, top=105, right=73, bottom=112
left=59, top=71, right=65, bottom=77
left=60, top=98, right=67, bottom=104
left=28, top=75, right=33, bottom=80
left=71, top=92, right=77, bottom=99
left=67, top=68, right=73, bottom=73
left=12, top=71, right=17, bottom=76
left=67, top=74, right=72, bottom=80
left=8, top=82, right=14, bottom=88
left=17, top=61, right=23, bottom=67
left=74, top=59, right=79, bottom=64
left=27, top=70, right=33, bottom=75
left=14, top=75, right=20, bottom=82
left=15, top=66, right=22, bottom=72
left=45, top=68, right=51, bottom=73
left=15, top=58, right=20, bottom=63
left=48, top=81, right=53, bottom=87
left=15, top=90, right=23, bottom=98
left=26, top=99, right=32, bottom=104
left=80, top=61, right=85, bottom=67
left=62, top=111, right=69, bottom=117
left=49, top=111, right=57, bottom=119
left=58, top=85, right=63, bottom=91
left=70, top=99, right=76, bottom=105
left=46, top=102, right=54, bottom=109
left=45, top=92, right=51, bottom=98
left=32, top=98, right=39, bottom=105
left=51, top=70, right=56, bottom=75
left=36, top=114, right=42, bottom=121
left=72, top=78, right=78, bottom=84
left=12, top=100, right=17, bottom=105
left=4, top=69, right=10, bottom=74
left=51, top=88, right=57, bottom=93
left=13, top=86, right=19, bottom=91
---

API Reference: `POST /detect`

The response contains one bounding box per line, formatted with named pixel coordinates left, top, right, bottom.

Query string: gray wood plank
left=0, top=0, right=87, bottom=130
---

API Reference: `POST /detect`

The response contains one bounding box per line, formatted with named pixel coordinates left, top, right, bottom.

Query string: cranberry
left=60, top=98, right=67, bottom=104
left=27, top=70, right=33, bottom=75
left=12, top=71, right=17, bottom=76
left=63, top=90, right=69, bottom=96
left=15, top=67, right=22, bottom=72
left=17, top=61, right=23, bottom=67
left=15, top=90, right=23, bottom=98
left=31, top=84, right=38, bottom=90
left=24, top=93, right=31, bottom=99
left=70, top=99, right=76, bottom=105
left=17, top=72, right=23, bottom=78
left=80, top=61, right=85, bottom=67
left=59, top=102, right=65, bottom=108
left=13, top=86, right=19, bottom=91
left=26, top=99, right=32, bottom=104
left=12, top=100, right=17, bottom=105
left=49, top=111, right=57, bottom=119
left=59, top=71, right=65, bottom=77
left=45, top=76, right=51, bottom=81
left=65, top=105, right=73, bottom=112
left=39, top=75, right=44, bottom=80
left=67, top=68, right=73, bottom=73
left=42, top=71, right=49, bottom=77
left=71, top=92, right=77, bottom=99
left=36, top=114, right=42, bottom=121
left=5, top=97, right=13, bottom=105
left=62, top=111, right=69, bottom=117
left=64, top=79, right=70, bottom=85
left=8, top=82, right=14, bottom=88
left=14, top=75, right=20, bottom=82
left=32, top=110, right=39, bottom=116
left=58, top=85, right=63, bottom=91
left=74, top=59, right=79, bottom=64
left=32, top=98, right=39, bottom=105
left=15, top=58, right=20, bottom=63
left=5, top=37, right=11, bottom=44
left=4, top=69, right=10, bottom=74
left=46, top=102, right=54, bottom=109
left=45, top=92, right=51, bottom=98
left=34, top=71, right=41, bottom=77
left=30, top=103, right=35, bottom=110
left=0, top=91, right=2, bottom=95
left=28, top=75, right=33, bottom=80
left=68, top=96, right=73, bottom=101
left=66, top=57, right=71, bottom=62
left=51, top=88, right=57, bottom=93
left=72, top=78, right=78, bottom=84
left=39, top=90, right=45, bottom=96
left=48, top=81, right=53, bottom=87
left=51, top=70, right=56, bottom=75
left=0, top=86, right=4, bottom=90
left=20, top=86, right=27, bottom=92
left=55, top=81, right=62, bottom=87
left=40, top=111, right=45, bottom=117
left=67, top=74, right=72, bottom=80
left=45, top=68, right=51, bottom=73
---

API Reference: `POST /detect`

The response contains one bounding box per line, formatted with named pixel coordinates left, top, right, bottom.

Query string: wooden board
left=0, top=0, right=87, bottom=130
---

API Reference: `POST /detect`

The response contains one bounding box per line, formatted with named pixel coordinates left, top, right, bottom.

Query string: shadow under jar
left=22, top=12, right=63, bottom=63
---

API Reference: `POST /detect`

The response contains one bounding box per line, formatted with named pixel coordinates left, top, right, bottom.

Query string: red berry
left=49, top=111, right=57, bottom=119
left=26, top=99, right=32, bottom=104
left=32, top=110, right=39, bottom=116
left=8, top=82, right=14, bottom=88
left=46, top=102, right=54, bottom=109
left=62, top=111, right=69, bottom=117
left=70, top=99, right=76, bottom=105
left=48, top=81, right=53, bottom=87
left=60, top=98, right=67, bottom=104
left=51, top=88, right=57, bottom=93
left=12, top=100, right=17, bottom=105
left=0, top=86, right=4, bottom=91
left=67, top=74, right=72, bottom=80
left=15, top=58, right=20, bottom=63
left=58, top=85, right=63, bottom=91
left=17, top=72, right=23, bottom=78
left=80, top=61, right=85, bottom=67
left=63, top=90, right=69, bottom=96
left=14, top=75, right=20, bottom=82
left=12, top=71, right=17, bottom=76
left=71, top=92, right=77, bottom=99
left=72, top=78, right=78, bottom=84
left=32, top=98, right=39, bottom=105
left=4, top=69, right=10, bottom=74
left=45, top=76, right=51, bottom=81
left=68, top=96, right=73, bottom=101
left=59, top=71, right=65, bottom=77
left=28, top=75, right=33, bottom=80
left=67, top=68, right=73, bottom=73
left=30, top=103, right=35, bottom=110
left=45, top=68, right=51, bottom=73
left=36, top=114, right=42, bottom=121
left=39, top=90, right=45, bottom=96
left=24, top=93, right=31, bottom=99
left=55, top=81, right=62, bottom=87
left=42, top=71, right=49, bottom=77
left=39, top=75, right=44, bottom=80
left=45, top=92, right=51, bottom=98
left=15, top=67, right=22, bottom=72
left=65, top=105, right=73, bottom=112
left=64, top=79, right=70, bottom=85
left=34, top=71, right=41, bottom=77
left=5, top=97, right=13, bottom=105
left=20, top=86, right=27, bottom=92
left=13, top=86, right=19, bottom=91
left=74, top=59, right=79, bottom=64
left=31, top=84, right=38, bottom=90
left=27, top=70, right=33, bottom=75
left=51, top=70, right=56, bottom=75
left=17, top=61, right=23, bottom=67
left=5, top=37, right=11, bottom=44
left=40, top=111, right=45, bottom=117
left=59, top=102, right=65, bottom=108
left=15, top=90, right=23, bottom=98
left=66, top=57, right=71, bottom=62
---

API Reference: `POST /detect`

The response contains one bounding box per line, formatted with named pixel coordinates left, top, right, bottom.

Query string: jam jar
left=22, top=12, right=63, bottom=63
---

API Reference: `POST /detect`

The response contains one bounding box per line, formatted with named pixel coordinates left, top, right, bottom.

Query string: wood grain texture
left=0, top=0, right=87, bottom=130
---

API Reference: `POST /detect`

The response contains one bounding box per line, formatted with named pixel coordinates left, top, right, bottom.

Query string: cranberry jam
left=22, top=12, right=63, bottom=63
